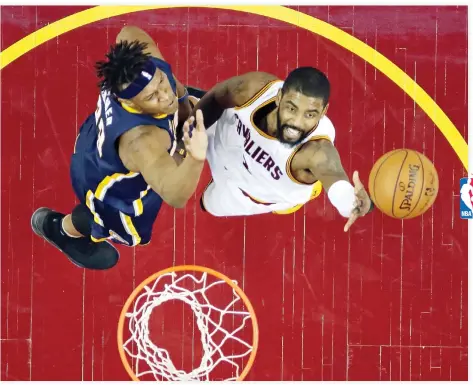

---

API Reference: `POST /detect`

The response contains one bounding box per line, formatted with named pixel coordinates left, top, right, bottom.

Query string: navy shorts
left=86, top=198, right=159, bottom=246
left=70, top=167, right=161, bottom=247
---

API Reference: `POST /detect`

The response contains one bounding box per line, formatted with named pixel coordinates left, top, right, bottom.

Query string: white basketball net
left=122, top=271, right=255, bottom=381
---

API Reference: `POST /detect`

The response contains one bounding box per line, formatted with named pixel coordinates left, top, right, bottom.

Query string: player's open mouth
left=284, top=127, right=302, bottom=140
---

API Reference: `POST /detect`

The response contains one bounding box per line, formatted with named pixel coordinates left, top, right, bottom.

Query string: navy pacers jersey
left=70, top=57, right=177, bottom=246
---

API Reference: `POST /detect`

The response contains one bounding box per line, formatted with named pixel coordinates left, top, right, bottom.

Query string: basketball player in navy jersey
left=31, top=26, right=208, bottom=270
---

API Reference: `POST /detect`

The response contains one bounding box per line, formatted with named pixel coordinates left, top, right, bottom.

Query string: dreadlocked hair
left=95, top=40, right=151, bottom=95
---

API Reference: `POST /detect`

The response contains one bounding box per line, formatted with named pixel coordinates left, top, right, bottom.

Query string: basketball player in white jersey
left=193, top=67, right=374, bottom=231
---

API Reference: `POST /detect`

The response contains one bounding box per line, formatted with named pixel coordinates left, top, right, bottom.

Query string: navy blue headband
left=115, top=60, right=157, bottom=99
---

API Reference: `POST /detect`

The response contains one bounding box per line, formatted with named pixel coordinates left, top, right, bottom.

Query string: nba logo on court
left=459, top=177, right=473, bottom=219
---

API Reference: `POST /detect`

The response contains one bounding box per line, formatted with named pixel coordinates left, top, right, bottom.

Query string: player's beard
left=276, top=108, right=308, bottom=147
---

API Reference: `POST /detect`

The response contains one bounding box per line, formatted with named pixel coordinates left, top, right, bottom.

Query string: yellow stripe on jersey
left=309, top=180, right=323, bottom=200
left=85, top=190, right=104, bottom=226
left=132, top=186, right=151, bottom=216
left=91, top=236, right=108, bottom=242
left=273, top=204, right=303, bottom=215
left=120, top=102, right=168, bottom=120
left=119, top=212, right=142, bottom=246
left=94, top=172, right=139, bottom=201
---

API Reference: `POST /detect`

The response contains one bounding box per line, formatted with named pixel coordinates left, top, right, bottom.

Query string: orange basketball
left=368, top=149, right=439, bottom=219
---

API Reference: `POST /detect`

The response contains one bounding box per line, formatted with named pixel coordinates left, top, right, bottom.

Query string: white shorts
left=201, top=179, right=308, bottom=217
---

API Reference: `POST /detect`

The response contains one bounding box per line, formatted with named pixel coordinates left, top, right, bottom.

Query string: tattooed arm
left=192, top=71, right=278, bottom=127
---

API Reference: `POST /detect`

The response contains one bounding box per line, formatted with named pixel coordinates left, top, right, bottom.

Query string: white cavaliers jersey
left=206, top=80, right=336, bottom=213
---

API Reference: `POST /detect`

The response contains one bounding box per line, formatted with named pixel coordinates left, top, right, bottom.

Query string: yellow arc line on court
left=0, top=5, right=467, bottom=170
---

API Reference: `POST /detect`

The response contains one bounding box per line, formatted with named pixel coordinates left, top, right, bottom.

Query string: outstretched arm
left=192, top=71, right=279, bottom=127
left=304, top=139, right=373, bottom=231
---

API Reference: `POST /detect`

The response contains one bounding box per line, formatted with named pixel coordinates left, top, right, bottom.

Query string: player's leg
left=63, top=203, right=93, bottom=237
left=61, top=214, right=83, bottom=237
left=31, top=204, right=119, bottom=270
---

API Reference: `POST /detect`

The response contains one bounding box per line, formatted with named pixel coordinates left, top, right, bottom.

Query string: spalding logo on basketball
left=368, top=149, right=439, bottom=219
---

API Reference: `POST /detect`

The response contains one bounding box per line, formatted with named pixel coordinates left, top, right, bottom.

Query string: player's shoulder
left=319, top=114, right=335, bottom=129
left=290, top=136, right=337, bottom=177
left=241, top=72, right=280, bottom=95
left=301, top=135, right=334, bottom=154
left=228, top=72, right=280, bottom=107
left=240, top=71, right=279, bottom=85
left=321, top=115, right=336, bottom=137
left=118, top=124, right=172, bottom=171
left=308, top=114, right=336, bottom=143
left=119, top=124, right=171, bottom=152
